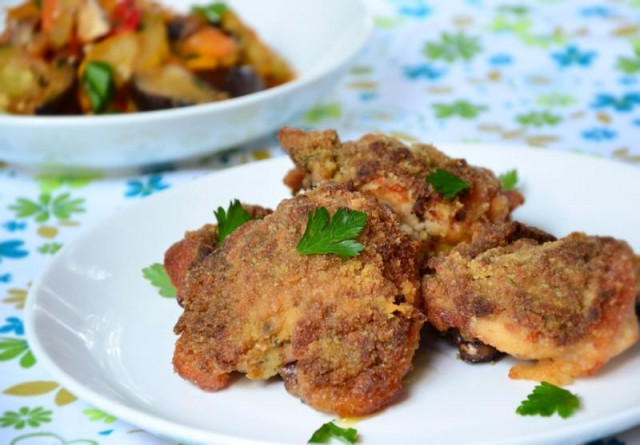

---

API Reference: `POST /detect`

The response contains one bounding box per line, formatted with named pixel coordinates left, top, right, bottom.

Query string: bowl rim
left=0, top=0, right=373, bottom=127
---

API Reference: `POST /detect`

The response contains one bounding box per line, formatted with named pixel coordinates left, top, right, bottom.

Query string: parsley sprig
left=83, top=61, right=114, bottom=114
left=308, top=421, right=358, bottom=444
left=296, top=207, right=367, bottom=259
left=516, top=381, right=580, bottom=418
left=499, top=169, right=519, bottom=190
left=214, top=200, right=254, bottom=243
left=142, top=263, right=176, bottom=298
left=427, top=168, right=470, bottom=200
left=192, top=2, right=228, bottom=24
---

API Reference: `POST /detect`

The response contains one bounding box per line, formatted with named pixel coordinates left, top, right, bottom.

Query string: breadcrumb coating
left=423, top=224, right=639, bottom=385
left=279, top=127, right=524, bottom=255
left=166, top=185, right=424, bottom=415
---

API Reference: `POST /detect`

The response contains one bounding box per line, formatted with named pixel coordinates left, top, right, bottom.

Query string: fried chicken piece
left=279, top=127, right=524, bottom=254
left=168, top=185, right=424, bottom=416
left=164, top=204, right=271, bottom=305
left=423, top=224, right=639, bottom=385
left=434, top=222, right=557, bottom=364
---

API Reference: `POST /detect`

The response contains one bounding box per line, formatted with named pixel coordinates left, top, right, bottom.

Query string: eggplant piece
left=35, top=64, right=78, bottom=115
left=167, top=15, right=202, bottom=41
left=0, top=47, right=78, bottom=114
left=445, top=328, right=504, bottom=364
left=223, top=65, right=263, bottom=97
left=458, top=340, right=504, bottom=363
left=131, top=64, right=227, bottom=111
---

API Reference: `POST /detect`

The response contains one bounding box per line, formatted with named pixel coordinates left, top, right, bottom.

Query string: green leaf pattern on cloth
left=9, top=194, right=85, bottom=223
left=0, top=407, right=52, bottom=430
left=0, top=338, right=35, bottom=368
left=82, top=409, right=117, bottom=424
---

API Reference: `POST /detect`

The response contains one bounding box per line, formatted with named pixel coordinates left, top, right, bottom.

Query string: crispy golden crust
left=172, top=185, right=424, bottom=416
left=278, top=127, right=524, bottom=253
left=423, top=228, right=639, bottom=385
left=164, top=205, right=272, bottom=305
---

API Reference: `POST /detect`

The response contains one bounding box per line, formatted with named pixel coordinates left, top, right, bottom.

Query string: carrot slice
left=182, top=27, right=237, bottom=60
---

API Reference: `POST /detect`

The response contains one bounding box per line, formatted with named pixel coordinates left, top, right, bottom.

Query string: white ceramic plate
left=25, top=144, right=640, bottom=445
left=0, top=0, right=372, bottom=169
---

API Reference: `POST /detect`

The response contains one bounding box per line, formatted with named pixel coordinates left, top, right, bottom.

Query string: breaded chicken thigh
left=279, top=127, right=523, bottom=255
left=166, top=185, right=424, bottom=416
left=423, top=223, right=639, bottom=385
left=164, top=204, right=272, bottom=306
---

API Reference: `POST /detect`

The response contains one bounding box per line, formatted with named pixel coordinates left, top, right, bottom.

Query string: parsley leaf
left=427, top=169, right=470, bottom=200
left=192, top=2, right=228, bottom=24
left=499, top=169, right=519, bottom=190
left=142, top=263, right=176, bottom=298
left=516, top=381, right=580, bottom=418
left=308, top=421, right=358, bottom=444
left=214, top=199, right=254, bottom=243
left=296, top=207, right=367, bottom=259
left=83, top=61, right=114, bottom=114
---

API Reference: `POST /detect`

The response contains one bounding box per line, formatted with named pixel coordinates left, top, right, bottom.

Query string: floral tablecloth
left=1, top=0, right=640, bottom=444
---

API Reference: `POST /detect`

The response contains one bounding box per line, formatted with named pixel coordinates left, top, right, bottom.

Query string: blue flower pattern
left=0, top=317, right=24, bottom=336
left=552, top=45, right=596, bottom=67
left=582, top=127, right=617, bottom=141
left=591, top=93, right=640, bottom=112
left=0, top=240, right=28, bottom=263
left=489, top=53, right=513, bottom=66
left=124, top=175, right=170, bottom=198
left=403, top=64, right=446, bottom=80
left=2, top=221, right=27, bottom=232
left=391, top=0, right=432, bottom=18
left=580, top=6, right=614, bottom=17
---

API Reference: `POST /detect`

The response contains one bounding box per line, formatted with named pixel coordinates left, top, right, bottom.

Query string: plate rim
left=25, top=144, right=640, bottom=445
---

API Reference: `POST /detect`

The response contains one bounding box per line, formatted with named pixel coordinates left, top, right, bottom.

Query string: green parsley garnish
left=83, top=61, right=114, bottom=114
left=308, top=421, right=358, bottom=444
left=296, top=207, right=367, bottom=259
left=427, top=168, right=470, bottom=200
left=499, top=169, right=519, bottom=190
left=192, top=2, right=228, bottom=24
left=142, top=263, right=177, bottom=298
left=516, top=381, right=580, bottom=419
left=214, top=199, right=254, bottom=243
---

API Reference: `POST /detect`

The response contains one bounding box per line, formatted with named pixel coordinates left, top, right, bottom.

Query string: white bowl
left=0, top=0, right=372, bottom=169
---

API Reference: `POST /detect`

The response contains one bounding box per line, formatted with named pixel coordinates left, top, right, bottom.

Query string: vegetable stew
left=0, top=0, right=294, bottom=114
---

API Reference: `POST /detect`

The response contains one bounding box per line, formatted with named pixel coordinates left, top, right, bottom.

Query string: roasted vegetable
left=181, top=26, right=239, bottom=70
left=131, top=64, right=226, bottom=111
left=220, top=9, right=293, bottom=86
left=224, top=65, right=263, bottom=97
left=446, top=328, right=504, bottom=364
left=83, top=61, right=114, bottom=113
left=110, top=0, right=142, bottom=34
left=1, top=0, right=294, bottom=115
left=77, top=0, right=110, bottom=43
left=0, top=47, right=77, bottom=114
left=135, top=11, right=170, bottom=72
left=42, top=0, right=83, bottom=49
left=166, top=15, right=201, bottom=41
left=191, top=2, right=227, bottom=25
left=34, top=64, right=78, bottom=114
left=82, top=31, right=139, bottom=86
